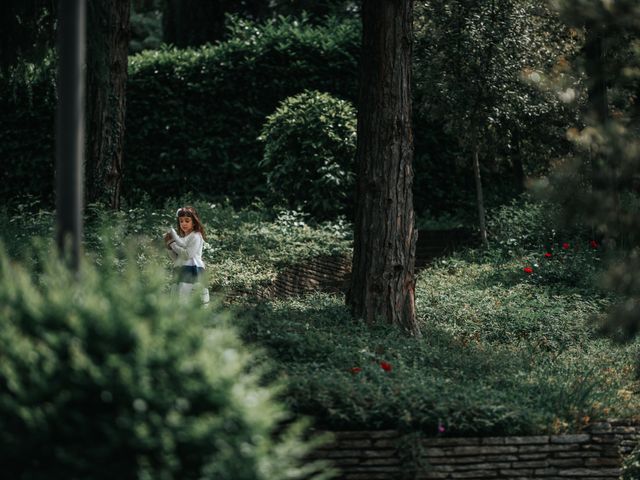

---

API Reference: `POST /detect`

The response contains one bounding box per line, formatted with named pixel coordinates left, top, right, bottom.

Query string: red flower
left=589, top=240, right=599, bottom=249
left=380, top=361, right=392, bottom=372
left=562, top=242, right=570, bottom=250
left=523, top=267, right=533, bottom=274
left=350, top=367, right=362, bottom=374
left=544, top=252, right=552, bottom=258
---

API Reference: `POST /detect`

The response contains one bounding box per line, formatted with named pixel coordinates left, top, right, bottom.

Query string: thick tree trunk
left=347, top=0, right=419, bottom=336
left=472, top=137, right=488, bottom=248
left=85, top=0, right=130, bottom=209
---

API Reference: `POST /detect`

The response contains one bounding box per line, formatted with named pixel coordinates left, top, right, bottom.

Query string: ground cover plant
left=238, top=276, right=638, bottom=436
left=1, top=198, right=638, bottom=440
left=233, top=198, right=640, bottom=435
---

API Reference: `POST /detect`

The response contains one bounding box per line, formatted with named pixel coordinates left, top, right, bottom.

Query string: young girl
left=165, top=206, right=209, bottom=303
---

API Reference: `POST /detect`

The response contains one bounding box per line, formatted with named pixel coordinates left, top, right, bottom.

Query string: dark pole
left=56, top=0, right=85, bottom=270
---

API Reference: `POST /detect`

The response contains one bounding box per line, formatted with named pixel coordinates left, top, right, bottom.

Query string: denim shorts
left=177, top=265, right=205, bottom=284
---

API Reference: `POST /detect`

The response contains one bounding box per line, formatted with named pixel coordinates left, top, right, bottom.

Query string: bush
left=487, top=196, right=592, bottom=255
left=483, top=196, right=606, bottom=289
left=259, top=90, right=356, bottom=219
left=0, top=243, right=332, bottom=480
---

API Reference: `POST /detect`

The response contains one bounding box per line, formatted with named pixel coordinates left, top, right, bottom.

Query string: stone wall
left=310, top=421, right=639, bottom=479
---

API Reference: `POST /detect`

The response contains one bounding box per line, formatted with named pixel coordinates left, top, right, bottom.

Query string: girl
left=165, top=206, right=209, bottom=303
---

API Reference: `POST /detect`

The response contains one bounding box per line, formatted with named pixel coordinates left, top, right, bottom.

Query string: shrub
left=487, top=195, right=592, bottom=255
left=481, top=195, right=606, bottom=289
left=0, top=243, right=332, bottom=480
left=259, top=90, right=356, bottom=219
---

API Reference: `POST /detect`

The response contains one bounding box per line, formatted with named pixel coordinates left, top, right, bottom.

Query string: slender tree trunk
left=584, top=23, right=619, bottom=245
left=584, top=25, right=608, bottom=125
left=85, top=0, right=130, bottom=209
left=347, top=0, right=419, bottom=336
left=511, top=129, right=524, bottom=194
left=584, top=24, right=608, bottom=191
left=472, top=136, right=488, bottom=248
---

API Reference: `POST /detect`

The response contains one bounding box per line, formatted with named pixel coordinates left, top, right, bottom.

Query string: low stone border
left=309, top=420, right=639, bottom=479
left=262, top=254, right=351, bottom=298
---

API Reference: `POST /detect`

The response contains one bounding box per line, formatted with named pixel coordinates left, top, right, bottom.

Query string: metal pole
left=56, top=0, right=85, bottom=271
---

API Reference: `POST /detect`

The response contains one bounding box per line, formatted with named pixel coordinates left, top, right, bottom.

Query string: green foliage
left=0, top=57, right=57, bottom=205
left=129, top=8, right=163, bottom=54
left=417, top=255, right=608, bottom=347
left=487, top=196, right=592, bottom=254
left=0, top=241, right=333, bottom=480
left=0, top=15, right=360, bottom=208
left=412, top=0, right=579, bottom=219
left=0, top=200, right=636, bottom=441
left=622, top=442, right=640, bottom=480
left=268, top=0, right=359, bottom=22
left=125, top=15, right=359, bottom=206
left=414, top=0, right=577, bottom=146
left=203, top=206, right=351, bottom=294
left=546, top=0, right=640, bottom=344
left=0, top=1, right=57, bottom=73
left=259, top=90, right=356, bottom=219
left=238, top=284, right=638, bottom=435
left=478, top=196, right=602, bottom=289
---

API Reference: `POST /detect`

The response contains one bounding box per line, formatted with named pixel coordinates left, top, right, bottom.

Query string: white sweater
left=168, top=229, right=205, bottom=268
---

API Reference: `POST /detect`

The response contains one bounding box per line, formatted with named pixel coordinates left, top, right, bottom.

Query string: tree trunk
left=584, top=24, right=608, bottom=125
left=511, top=129, right=524, bottom=194
left=347, top=0, right=419, bottom=336
left=85, top=0, right=130, bottom=209
left=472, top=137, right=488, bottom=248
left=584, top=23, right=619, bottom=241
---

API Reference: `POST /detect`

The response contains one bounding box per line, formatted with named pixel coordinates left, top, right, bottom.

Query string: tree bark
left=584, top=24, right=608, bottom=125
left=85, top=0, right=130, bottom=209
left=347, top=0, right=419, bottom=336
left=584, top=23, right=618, bottom=236
left=472, top=136, right=488, bottom=248
left=511, top=129, right=524, bottom=194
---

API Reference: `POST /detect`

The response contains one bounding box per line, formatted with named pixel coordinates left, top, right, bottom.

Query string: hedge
left=0, top=16, right=360, bottom=207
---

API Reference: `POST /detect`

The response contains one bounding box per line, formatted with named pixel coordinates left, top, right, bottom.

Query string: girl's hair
left=176, top=206, right=206, bottom=240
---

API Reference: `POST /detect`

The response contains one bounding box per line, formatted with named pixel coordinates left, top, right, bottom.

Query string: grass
left=2, top=198, right=639, bottom=437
